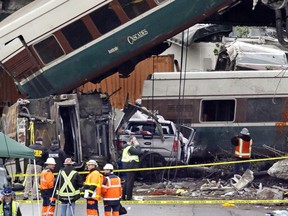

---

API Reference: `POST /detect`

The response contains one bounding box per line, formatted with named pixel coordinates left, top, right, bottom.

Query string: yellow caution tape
left=9, top=155, right=288, bottom=178
left=10, top=171, right=90, bottom=178
left=15, top=199, right=288, bottom=205
left=28, top=121, right=34, bottom=145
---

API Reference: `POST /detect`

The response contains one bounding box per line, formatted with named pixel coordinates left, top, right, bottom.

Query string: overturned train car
left=1, top=93, right=116, bottom=168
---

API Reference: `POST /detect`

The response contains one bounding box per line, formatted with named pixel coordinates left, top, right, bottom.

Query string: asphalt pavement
left=18, top=199, right=286, bottom=216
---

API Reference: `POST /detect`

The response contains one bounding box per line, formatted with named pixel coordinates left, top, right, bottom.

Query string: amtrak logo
left=127, top=29, right=148, bottom=44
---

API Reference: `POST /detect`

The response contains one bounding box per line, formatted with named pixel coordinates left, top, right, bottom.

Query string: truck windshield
left=128, top=122, right=173, bottom=135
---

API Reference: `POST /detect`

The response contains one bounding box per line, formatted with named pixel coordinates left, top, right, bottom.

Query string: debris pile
left=133, top=167, right=288, bottom=201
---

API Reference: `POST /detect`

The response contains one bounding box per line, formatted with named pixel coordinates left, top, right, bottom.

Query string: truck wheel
left=138, top=152, right=165, bottom=182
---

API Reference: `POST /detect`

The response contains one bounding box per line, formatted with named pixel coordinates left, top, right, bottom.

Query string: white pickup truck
left=117, top=104, right=195, bottom=171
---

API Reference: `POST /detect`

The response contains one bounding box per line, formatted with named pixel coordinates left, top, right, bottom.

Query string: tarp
left=0, top=132, right=34, bottom=159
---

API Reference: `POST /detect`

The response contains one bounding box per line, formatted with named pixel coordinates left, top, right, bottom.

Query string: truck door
left=180, top=125, right=196, bottom=164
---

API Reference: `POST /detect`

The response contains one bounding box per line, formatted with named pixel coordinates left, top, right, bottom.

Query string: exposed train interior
left=58, top=105, right=80, bottom=163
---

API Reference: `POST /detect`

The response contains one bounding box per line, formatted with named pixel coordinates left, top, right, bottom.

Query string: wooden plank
left=78, top=55, right=174, bottom=109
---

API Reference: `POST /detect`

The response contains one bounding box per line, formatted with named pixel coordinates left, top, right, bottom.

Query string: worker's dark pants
left=234, top=157, right=250, bottom=175
left=122, top=161, right=138, bottom=200
left=104, top=200, right=120, bottom=216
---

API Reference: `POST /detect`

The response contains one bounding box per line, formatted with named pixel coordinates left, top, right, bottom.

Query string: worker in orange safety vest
left=231, top=128, right=253, bottom=175
left=40, top=157, right=56, bottom=216
left=101, top=163, right=122, bottom=216
left=83, top=160, right=103, bottom=216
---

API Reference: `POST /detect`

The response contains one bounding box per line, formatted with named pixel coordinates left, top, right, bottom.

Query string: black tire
left=138, top=152, right=165, bottom=182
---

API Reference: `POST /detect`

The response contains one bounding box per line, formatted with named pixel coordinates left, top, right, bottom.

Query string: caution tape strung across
left=10, top=155, right=288, bottom=178
left=15, top=199, right=288, bottom=205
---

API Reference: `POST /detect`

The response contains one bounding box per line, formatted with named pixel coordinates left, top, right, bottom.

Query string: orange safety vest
left=101, top=174, right=122, bottom=201
left=40, top=168, right=56, bottom=216
left=84, top=170, right=103, bottom=201
left=234, top=138, right=253, bottom=159
left=40, top=168, right=54, bottom=195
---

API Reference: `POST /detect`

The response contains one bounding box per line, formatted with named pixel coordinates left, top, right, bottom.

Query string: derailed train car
left=1, top=92, right=117, bottom=168
left=142, top=70, right=288, bottom=162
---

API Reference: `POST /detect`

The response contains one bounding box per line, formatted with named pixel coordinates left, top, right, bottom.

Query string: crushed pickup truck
left=116, top=103, right=195, bottom=180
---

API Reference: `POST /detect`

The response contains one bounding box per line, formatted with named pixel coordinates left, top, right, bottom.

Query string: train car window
left=62, top=19, right=93, bottom=50
left=118, top=0, right=150, bottom=19
left=33, top=36, right=64, bottom=65
left=154, top=0, right=168, bottom=4
left=90, top=4, right=121, bottom=35
left=247, top=98, right=283, bottom=122
left=200, top=99, right=235, bottom=122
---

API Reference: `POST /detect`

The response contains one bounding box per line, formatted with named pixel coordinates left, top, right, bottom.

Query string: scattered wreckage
left=215, top=40, right=288, bottom=71
left=1, top=93, right=116, bottom=173
left=0, top=93, right=196, bottom=182
left=132, top=165, right=288, bottom=202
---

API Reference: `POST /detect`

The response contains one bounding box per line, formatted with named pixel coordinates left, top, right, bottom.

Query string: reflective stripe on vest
left=85, top=170, right=102, bottom=199
left=121, top=146, right=139, bottom=162
left=235, top=138, right=253, bottom=158
left=102, top=176, right=122, bottom=201
left=0, top=201, right=19, bottom=216
left=58, top=170, right=80, bottom=197
left=86, top=171, right=102, bottom=187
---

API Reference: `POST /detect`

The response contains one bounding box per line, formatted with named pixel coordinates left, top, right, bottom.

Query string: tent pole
left=33, top=159, right=41, bottom=216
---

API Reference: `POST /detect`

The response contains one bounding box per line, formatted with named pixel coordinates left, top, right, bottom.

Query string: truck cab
left=117, top=104, right=196, bottom=165
left=118, top=112, right=182, bottom=162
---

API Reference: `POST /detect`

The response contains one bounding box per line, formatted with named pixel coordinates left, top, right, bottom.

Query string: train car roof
left=0, top=0, right=61, bottom=32
left=0, top=0, right=106, bottom=60
left=144, top=70, right=288, bottom=98
left=150, top=70, right=288, bottom=80
left=0, top=0, right=107, bottom=37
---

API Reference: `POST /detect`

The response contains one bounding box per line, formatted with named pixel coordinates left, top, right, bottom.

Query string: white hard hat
left=103, top=163, right=114, bottom=170
left=86, top=159, right=98, bottom=166
left=240, top=128, right=250, bottom=136
left=45, top=157, right=56, bottom=165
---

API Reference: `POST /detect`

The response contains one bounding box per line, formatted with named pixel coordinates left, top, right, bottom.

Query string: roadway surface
left=18, top=199, right=284, bottom=216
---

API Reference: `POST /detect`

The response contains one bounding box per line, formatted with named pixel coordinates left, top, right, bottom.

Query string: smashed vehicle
left=117, top=103, right=195, bottom=180
left=215, top=40, right=288, bottom=71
